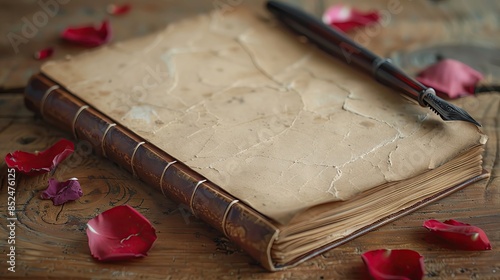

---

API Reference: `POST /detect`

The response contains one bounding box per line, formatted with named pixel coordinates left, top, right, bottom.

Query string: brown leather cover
left=25, top=73, right=489, bottom=271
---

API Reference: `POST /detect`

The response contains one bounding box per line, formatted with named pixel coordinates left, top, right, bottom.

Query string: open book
left=25, top=7, right=488, bottom=271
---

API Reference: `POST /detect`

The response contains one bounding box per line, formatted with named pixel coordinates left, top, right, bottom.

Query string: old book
left=25, top=7, right=488, bottom=271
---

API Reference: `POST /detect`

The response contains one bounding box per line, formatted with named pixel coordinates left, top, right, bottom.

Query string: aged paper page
left=41, top=9, right=485, bottom=224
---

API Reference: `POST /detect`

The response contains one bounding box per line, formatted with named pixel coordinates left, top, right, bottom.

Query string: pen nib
left=424, top=93, right=481, bottom=127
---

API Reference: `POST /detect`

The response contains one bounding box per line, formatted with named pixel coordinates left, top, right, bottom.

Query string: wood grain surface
left=0, top=0, right=499, bottom=279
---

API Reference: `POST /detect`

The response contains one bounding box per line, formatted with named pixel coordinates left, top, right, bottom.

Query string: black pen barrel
left=266, top=0, right=427, bottom=103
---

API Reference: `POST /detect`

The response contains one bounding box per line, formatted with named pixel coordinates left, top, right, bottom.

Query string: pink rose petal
left=5, top=139, right=75, bottom=176
left=416, top=59, right=484, bottom=99
left=34, top=47, right=54, bottom=60
left=423, top=219, right=491, bottom=250
left=41, top=178, right=83, bottom=205
left=322, top=5, right=380, bottom=32
left=86, top=205, right=157, bottom=261
left=362, top=249, right=425, bottom=280
left=61, top=20, right=111, bottom=47
left=107, top=4, right=131, bottom=15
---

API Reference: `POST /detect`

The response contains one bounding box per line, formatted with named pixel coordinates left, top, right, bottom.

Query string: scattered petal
left=362, top=249, right=425, bottom=280
left=34, top=47, right=54, bottom=60
left=5, top=139, right=74, bottom=176
left=423, top=219, right=492, bottom=250
left=416, top=59, right=484, bottom=99
left=86, top=205, right=157, bottom=261
left=41, top=178, right=83, bottom=205
left=107, top=3, right=131, bottom=15
left=322, top=5, right=380, bottom=32
left=61, top=20, right=112, bottom=47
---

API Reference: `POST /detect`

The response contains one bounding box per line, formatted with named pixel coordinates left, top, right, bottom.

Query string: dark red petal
left=362, top=249, right=425, bottom=280
left=34, top=47, right=54, bottom=60
left=86, top=205, right=157, bottom=261
left=61, top=20, right=112, bottom=47
left=416, top=59, right=484, bottom=99
left=423, top=219, right=492, bottom=250
left=4, top=139, right=74, bottom=176
left=107, top=4, right=131, bottom=15
left=41, top=178, right=83, bottom=205
left=322, top=5, right=380, bottom=32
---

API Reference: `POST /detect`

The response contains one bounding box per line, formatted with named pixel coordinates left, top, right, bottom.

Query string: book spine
left=25, top=73, right=281, bottom=271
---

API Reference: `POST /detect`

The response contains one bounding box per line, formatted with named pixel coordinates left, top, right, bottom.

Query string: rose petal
left=423, top=219, right=492, bottom=250
left=5, top=139, right=74, bottom=176
left=322, top=5, right=380, bottom=32
left=416, top=59, right=484, bottom=99
left=107, top=4, right=131, bottom=15
left=362, top=249, right=425, bottom=280
left=41, top=178, right=83, bottom=205
left=34, top=47, right=54, bottom=60
left=86, top=205, right=157, bottom=261
left=61, top=20, right=112, bottom=47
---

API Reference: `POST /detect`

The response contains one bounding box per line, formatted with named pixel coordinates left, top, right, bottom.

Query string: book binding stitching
left=189, top=179, right=207, bottom=218
left=72, top=105, right=89, bottom=139
left=40, top=85, right=59, bottom=118
left=100, top=123, right=116, bottom=157
left=130, top=141, right=146, bottom=178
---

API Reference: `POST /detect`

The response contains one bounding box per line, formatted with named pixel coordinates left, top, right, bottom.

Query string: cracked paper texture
left=41, top=10, right=485, bottom=224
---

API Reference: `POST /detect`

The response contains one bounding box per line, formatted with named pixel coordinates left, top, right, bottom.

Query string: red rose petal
left=423, top=219, right=492, bottom=250
left=5, top=139, right=74, bottom=176
left=107, top=4, right=131, bottom=15
left=34, top=47, right=54, bottom=60
left=86, top=205, right=157, bottom=261
left=41, top=178, right=83, bottom=205
left=61, top=20, right=112, bottom=47
left=362, top=249, right=425, bottom=280
left=416, top=59, right=484, bottom=99
left=322, top=5, right=380, bottom=32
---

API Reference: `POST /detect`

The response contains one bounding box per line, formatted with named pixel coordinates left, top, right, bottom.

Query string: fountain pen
left=266, top=1, right=481, bottom=127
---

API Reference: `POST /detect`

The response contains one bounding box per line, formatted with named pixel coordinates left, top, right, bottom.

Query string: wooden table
left=1, top=1, right=499, bottom=279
